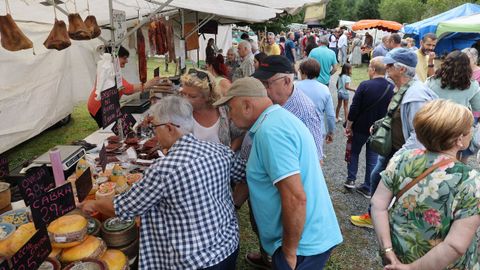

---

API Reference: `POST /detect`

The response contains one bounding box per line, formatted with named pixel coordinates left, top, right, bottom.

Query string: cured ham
left=165, top=20, right=176, bottom=63
left=137, top=28, right=147, bottom=83
left=84, top=15, right=101, bottom=39
left=0, top=14, right=33, bottom=51
left=44, top=19, right=71, bottom=51
left=68, top=13, right=91, bottom=40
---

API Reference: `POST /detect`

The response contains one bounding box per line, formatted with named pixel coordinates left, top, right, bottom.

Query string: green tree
left=423, top=0, right=479, bottom=18
left=379, top=0, right=426, bottom=23
left=356, top=0, right=381, bottom=20
left=323, top=0, right=348, bottom=28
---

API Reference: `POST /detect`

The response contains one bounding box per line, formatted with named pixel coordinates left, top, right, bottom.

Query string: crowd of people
left=83, top=27, right=480, bottom=270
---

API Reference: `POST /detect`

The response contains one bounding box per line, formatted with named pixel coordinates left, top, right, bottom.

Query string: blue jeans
left=367, top=152, right=394, bottom=213
left=202, top=247, right=239, bottom=270
left=272, top=247, right=333, bottom=270
left=347, top=132, right=378, bottom=191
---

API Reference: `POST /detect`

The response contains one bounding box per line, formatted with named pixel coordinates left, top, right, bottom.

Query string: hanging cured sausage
left=0, top=14, right=33, bottom=51
left=148, top=21, right=156, bottom=55
left=137, top=28, right=147, bottom=83
left=84, top=15, right=101, bottom=39
left=44, top=19, right=71, bottom=51
left=68, top=13, right=91, bottom=40
left=155, top=20, right=168, bottom=55
left=165, top=20, right=176, bottom=63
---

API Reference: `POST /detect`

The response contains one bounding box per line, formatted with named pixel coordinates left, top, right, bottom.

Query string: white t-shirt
left=193, top=118, right=221, bottom=143
left=338, top=34, right=348, bottom=48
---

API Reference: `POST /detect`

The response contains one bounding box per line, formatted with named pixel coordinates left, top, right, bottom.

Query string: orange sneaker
left=350, top=213, right=373, bottom=228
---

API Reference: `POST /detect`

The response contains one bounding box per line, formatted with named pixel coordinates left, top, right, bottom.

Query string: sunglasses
left=188, top=69, right=213, bottom=92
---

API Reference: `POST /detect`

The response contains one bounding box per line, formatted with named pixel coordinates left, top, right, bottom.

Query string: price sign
left=101, top=86, right=121, bottom=129
left=99, top=144, right=107, bottom=173
left=18, top=166, right=55, bottom=206
left=112, top=108, right=137, bottom=138
left=112, top=9, right=126, bottom=43
left=30, top=182, right=76, bottom=229
left=10, top=227, right=51, bottom=270
left=75, top=168, right=92, bottom=203
left=0, top=259, right=10, bottom=270
left=0, top=155, right=8, bottom=180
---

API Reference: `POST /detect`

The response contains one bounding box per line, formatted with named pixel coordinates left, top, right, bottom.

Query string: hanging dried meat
left=68, top=13, right=91, bottom=40
left=44, top=19, right=71, bottom=50
left=137, top=28, right=147, bottom=83
left=165, top=20, right=176, bottom=63
left=148, top=21, right=156, bottom=55
left=84, top=15, right=101, bottom=39
left=155, top=20, right=168, bottom=55
left=0, top=14, right=33, bottom=51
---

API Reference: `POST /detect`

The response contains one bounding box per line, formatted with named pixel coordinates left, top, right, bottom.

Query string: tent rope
left=52, top=0, right=57, bottom=19
left=86, top=0, right=90, bottom=15
left=73, top=0, right=77, bottom=13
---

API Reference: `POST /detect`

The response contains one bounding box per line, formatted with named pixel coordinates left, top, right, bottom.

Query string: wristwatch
left=380, top=247, right=394, bottom=255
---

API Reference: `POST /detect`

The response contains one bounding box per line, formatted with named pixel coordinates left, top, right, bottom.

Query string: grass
left=3, top=59, right=374, bottom=269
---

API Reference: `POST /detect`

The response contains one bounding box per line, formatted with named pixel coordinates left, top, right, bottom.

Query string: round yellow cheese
left=101, top=249, right=128, bottom=270
left=48, top=247, right=62, bottom=259
left=48, top=214, right=87, bottom=235
left=7, top=222, right=36, bottom=256
left=61, top=235, right=106, bottom=263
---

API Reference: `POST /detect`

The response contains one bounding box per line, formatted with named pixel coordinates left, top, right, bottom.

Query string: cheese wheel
left=48, top=215, right=87, bottom=248
left=61, top=235, right=106, bottom=263
left=7, top=222, right=36, bottom=255
left=101, top=249, right=128, bottom=270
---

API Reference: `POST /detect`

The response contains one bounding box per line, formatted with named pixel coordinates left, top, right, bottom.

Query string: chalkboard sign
left=75, top=168, right=92, bottom=203
left=30, top=182, right=76, bottom=229
left=0, top=259, right=10, bottom=270
left=112, top=108, right=137, bottom=138
left=99, top=144, right=107, bottom=172
left=0, top=155, right=8, bottom=180
left=18, top=166, right=55, bottom=206
left=101, top=86, right=122, bottom=129
left=10, top=227, right=51, bottom=270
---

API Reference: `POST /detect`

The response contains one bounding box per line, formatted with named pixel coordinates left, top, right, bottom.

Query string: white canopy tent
left=0, top=0, right=315, bottom=154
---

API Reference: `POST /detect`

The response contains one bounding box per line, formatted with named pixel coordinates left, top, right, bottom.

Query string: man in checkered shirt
left=81, top=96, right=245, bottom=269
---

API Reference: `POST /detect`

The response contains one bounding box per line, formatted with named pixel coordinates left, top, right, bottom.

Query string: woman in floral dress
left=371, top=99, right=480, bottom=270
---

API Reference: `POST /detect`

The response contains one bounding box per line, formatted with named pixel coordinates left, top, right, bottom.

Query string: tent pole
left=196, top=11, right=200, bottom=68
left=181, top=9, right=187, bottom=74
left=115, top=0, right=174, bottom=47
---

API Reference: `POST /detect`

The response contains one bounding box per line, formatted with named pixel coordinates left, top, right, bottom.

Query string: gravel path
left=321, top=72, right=381, bottom=269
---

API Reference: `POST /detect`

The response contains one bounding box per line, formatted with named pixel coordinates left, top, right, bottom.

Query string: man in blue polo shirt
left=214, top=77, right=343, bottom=270
left=308, top=35, right=338, bottom=86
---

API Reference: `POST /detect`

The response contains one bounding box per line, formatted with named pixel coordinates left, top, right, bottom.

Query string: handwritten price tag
left=75, top=168, right=92, bottom=203
left=30, top=182, right=76, bottom=229
left=10, top=227, right=51, bottom=270
left=101, top=86, right=122, bottom=129
left=18, top=166, right=55, bottom=206
left=0, top=259, right=10, bottom=270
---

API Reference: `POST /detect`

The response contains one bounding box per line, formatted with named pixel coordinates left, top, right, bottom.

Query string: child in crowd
left=336, top=63, right=355, bottom=122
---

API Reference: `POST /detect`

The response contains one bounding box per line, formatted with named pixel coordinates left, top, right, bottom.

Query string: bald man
left=344, top=57, right=395, bottom=197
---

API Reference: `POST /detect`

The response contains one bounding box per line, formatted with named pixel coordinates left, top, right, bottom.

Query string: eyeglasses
left=188, top=69, right=213, bottom=92
left=261, top=76, right=287, bottom=88
left=152, top=122, right=180, bottom=128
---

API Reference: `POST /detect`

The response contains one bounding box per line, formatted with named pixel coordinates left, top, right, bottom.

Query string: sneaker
left=356, top=186, right=371, bottom=199
left=336, top=117, right=342, bottom=123
left=350, top=213, right=373, bottom=229
left=344, top=180, right=355, bottom=189
left=245, top=252, right=271, bottom=270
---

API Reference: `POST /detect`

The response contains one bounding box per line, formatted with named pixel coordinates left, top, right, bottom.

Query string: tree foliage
left=378, top=0, right=426, bottom=23
left=356, top=0, right=381, bottom=20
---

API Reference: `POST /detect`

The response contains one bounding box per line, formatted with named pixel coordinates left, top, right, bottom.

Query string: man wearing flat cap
left=214, top=77, right=343, bottom=270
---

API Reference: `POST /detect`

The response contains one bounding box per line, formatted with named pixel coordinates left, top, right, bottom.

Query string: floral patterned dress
left=381, top=149, right=480, bottom=269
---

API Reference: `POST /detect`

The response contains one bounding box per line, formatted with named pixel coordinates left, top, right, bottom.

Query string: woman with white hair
left=462, top=47, right=480, bottom=84
left=225, top=47, right=240, bottom=80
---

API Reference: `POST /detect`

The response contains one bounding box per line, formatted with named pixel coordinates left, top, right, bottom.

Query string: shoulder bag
left=368, top=85, right=407, bottom=157
left=388, top=158, right=455, bottom=209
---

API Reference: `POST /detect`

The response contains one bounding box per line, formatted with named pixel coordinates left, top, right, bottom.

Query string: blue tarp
left=402, top=3, right=480, bottom=54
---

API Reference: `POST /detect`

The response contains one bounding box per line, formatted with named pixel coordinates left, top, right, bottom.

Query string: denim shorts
left=337, top=91, right=349, bottom=100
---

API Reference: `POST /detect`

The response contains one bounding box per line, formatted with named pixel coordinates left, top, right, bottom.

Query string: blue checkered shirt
left=283, top=87, right=325, bottom=159
left=114, top=134, right=245, bottom=269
